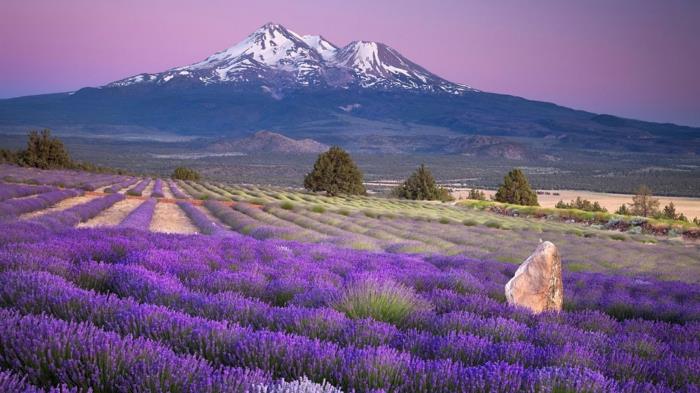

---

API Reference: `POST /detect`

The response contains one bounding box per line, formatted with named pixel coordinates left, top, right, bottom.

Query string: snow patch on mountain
left=107, top=23, right=474, bottom=94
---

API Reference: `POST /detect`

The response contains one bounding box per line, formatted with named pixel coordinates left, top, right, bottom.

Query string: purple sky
left=1, top=0, right=699, bottom=126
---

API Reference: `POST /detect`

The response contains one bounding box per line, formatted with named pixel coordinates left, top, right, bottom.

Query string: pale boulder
left=505, top=241, right=563, bottom=313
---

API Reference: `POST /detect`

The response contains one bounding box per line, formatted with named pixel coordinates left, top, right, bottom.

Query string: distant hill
left=209, top=131, right=328, bottom=154
left=0, top=22, right=697, bottom=156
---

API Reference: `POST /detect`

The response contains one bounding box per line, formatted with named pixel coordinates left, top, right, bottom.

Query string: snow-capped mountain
left=108, top=23, right=472, bottom=94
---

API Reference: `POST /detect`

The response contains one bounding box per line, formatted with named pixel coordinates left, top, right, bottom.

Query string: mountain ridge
left=106, top=23, right=472, bottom=95
left=0, top=23, right=697, bottom=156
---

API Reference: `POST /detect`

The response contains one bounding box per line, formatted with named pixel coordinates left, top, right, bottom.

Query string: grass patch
left=609, top=234, right=627, bottom=241
left=566, top=263, right=588, bottom=272
left=496, top=256, right=521, bottom=264
left=279, top=201, right=294, bottom=210
left=310, top=205, right=326, bottom=214
left=333, top=278, right=430, bottom=325
left=484, top=220, right=503, bottom=229
left=363, top=210, right=378, bottom=218
left=438, top=217, right=451, bottom=224
left=462, top=219, right=478, bottom=226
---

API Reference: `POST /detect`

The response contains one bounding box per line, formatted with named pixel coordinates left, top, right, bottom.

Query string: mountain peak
left=107, top=24, right=473, bottom=94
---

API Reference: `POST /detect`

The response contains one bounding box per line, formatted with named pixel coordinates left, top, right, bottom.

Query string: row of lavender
left=0, top=217, right=697, bottom=392
left=0, top=164, right=130, bottom=191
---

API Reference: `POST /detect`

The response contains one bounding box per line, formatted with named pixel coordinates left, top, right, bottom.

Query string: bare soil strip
left=19, top=195, right=99, bottom=220
left=77, top=199, right=142, bottom=228
left=161, top=182, right=175, bottom=199
left=143, top=180, right=155, bottom=197
left=149, top=202, right=199, bottom=234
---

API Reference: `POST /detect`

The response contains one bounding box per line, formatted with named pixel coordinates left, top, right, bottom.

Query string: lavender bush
left=104, top=177, right=138, bottom=193
left=0, top=217, right=697, bottom=392
left=177, top=201, right=229, bottom=236
left=169, top=180, right=189, bottom=199
left=34, top=193, right=125, bottom=229
left=119, top=198, right=157, bottom=229
left=151, top=178, right=164, bottom=198
left=0, top=189, right=82, bottom=219
left=0, top=183, right=55, bottom=202
left=126, top=178, right=150, bottom=196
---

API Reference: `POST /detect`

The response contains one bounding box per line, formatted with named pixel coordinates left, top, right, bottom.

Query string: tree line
left=301, top=146, right=697, bottom=223
left=302, top=146, right=539, bottom=205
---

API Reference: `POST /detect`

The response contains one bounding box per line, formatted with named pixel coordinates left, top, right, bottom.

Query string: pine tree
left=494, top=168, right=538, bottom=206
left=394, top=164, right=453, bottom=201
left=304, top=146, right=365, bottom=196
left=631, top=185, right=659, bottom=217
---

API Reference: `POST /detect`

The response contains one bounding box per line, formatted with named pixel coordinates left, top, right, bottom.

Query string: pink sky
left=1, top=0, right=699, bottom=126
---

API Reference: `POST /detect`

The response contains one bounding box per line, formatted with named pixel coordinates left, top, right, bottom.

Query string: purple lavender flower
left=151, top=178, right=164, bottom=198
left=119, top=198, right=157, bottom=228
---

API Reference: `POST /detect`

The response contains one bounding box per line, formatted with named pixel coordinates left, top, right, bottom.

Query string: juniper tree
left=394, top=164, right=453, bottom=201
left=631, top=185, right=659, bottom=217
left=18, top=130, right=72, bottom=169
left=494, top=168, right=538, bottom=206
left=172, top=167, right=201, bottom=181
left=304, top=146, right=365, bottom=196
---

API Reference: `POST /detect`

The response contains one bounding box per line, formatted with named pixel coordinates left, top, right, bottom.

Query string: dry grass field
left=453, top=188, right=700, bottom=220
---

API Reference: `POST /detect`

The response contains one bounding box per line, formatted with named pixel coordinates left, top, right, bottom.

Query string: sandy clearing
left=149, top=202, right=199, bottom=234
left=20, top=195, right=99, bottom=220
left=453, top=189, right=700, bottom=220
left=78, top=198, right=142, bottom=228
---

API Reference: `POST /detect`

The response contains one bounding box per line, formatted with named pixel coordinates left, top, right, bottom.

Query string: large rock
left=505, top=241, right=563, bottom=313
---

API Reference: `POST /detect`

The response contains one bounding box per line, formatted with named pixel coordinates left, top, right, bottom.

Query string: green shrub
left=467, top=188, right=486, bottom=200
left=333, top=277, right=430, bottom=324
left=363, top=210, right=378, bottom=218
left=337, top=209, right=351, bottom=216
left=610, top=234, right=627, bottom=241
left=438, top=217, right=451, bottom=224
left=484, top=220, right=503, bottom=229
left=555, top=197, right=607, bottom=212
left=248, top=198, right=267, bottom=206
left=310, top=205, right=326, bottom=213
left=280, top=201, right=294, bottom=210
left=462, top=219, right=478, bottom=226
left=172, top=167, right=201, bottom=181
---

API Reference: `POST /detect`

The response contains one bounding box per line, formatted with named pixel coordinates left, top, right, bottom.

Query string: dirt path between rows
left=143, top=180, right=155, bottom=198
left=77, top=198, right=142, bottom=228
left=161, top=182, right=175, bottom=199
left=20, top=195, right=99, bottom=220
left=149, top=202, right=199, bottom=234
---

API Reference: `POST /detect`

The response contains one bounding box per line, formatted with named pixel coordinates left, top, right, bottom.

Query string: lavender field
left=0, top=165, right=699, bottom=392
